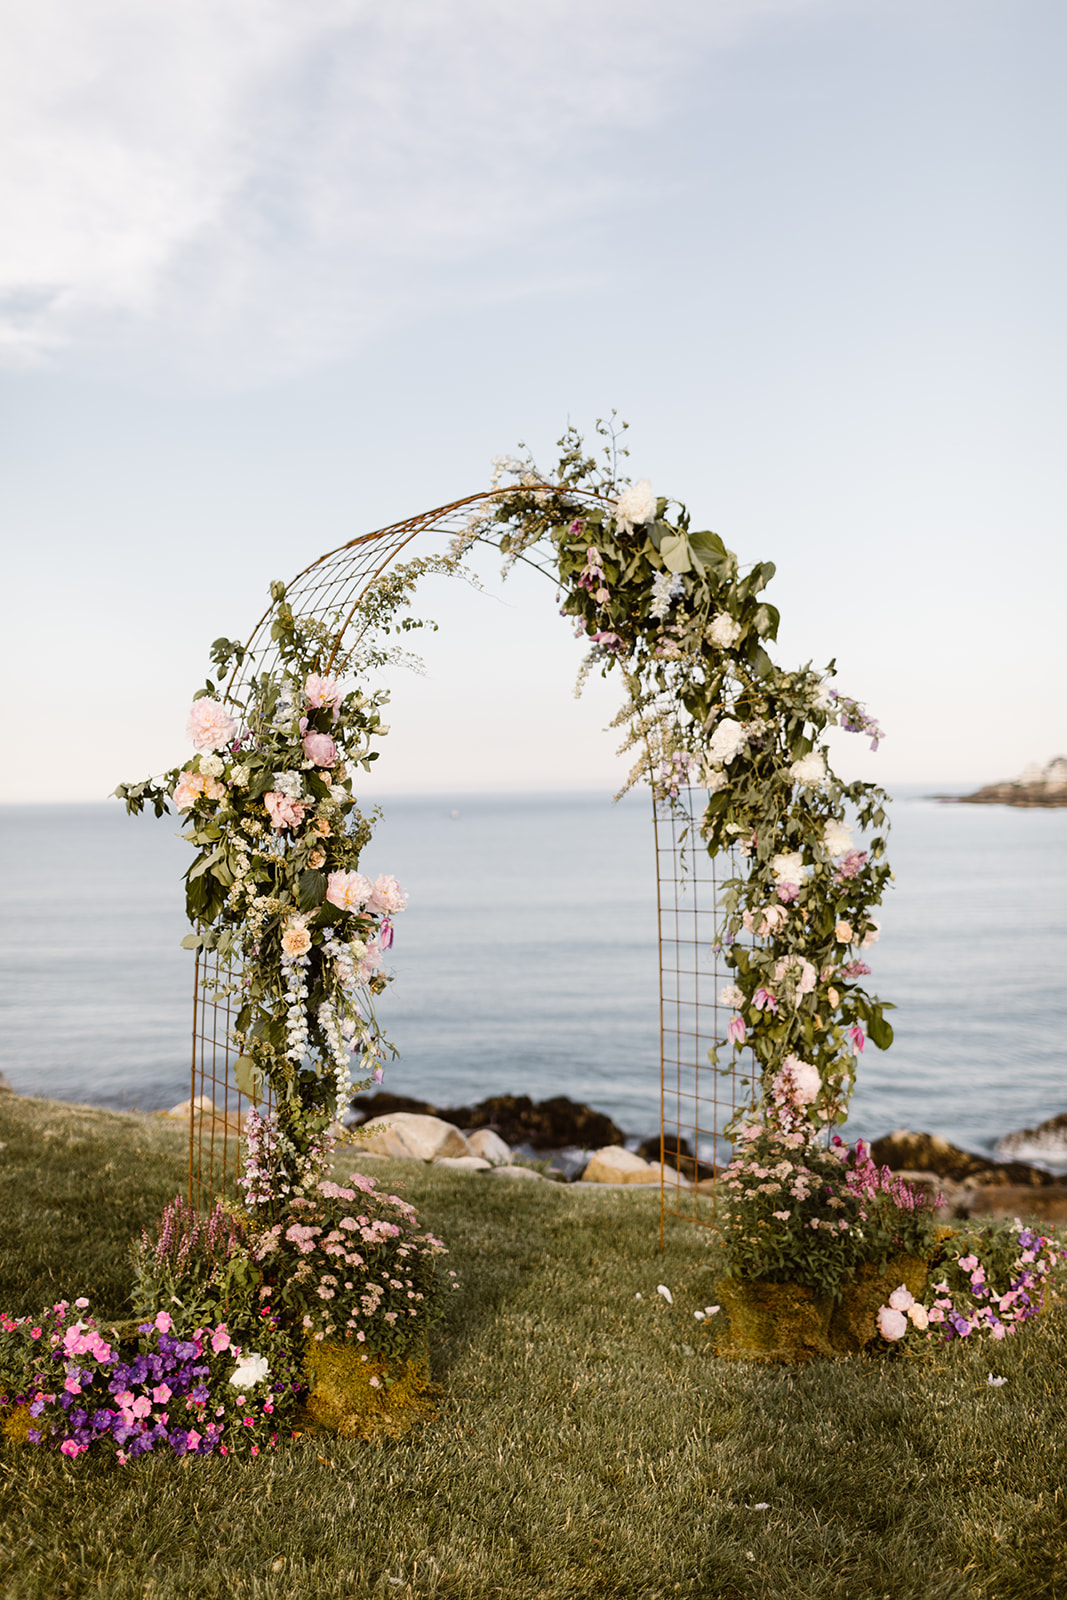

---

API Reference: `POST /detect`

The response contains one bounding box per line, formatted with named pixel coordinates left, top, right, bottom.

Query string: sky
left=2, top=0, right=1064, bottom=801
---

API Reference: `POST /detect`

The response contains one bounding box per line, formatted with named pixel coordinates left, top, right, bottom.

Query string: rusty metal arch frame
left=188, top=489, right=738, bottom=1237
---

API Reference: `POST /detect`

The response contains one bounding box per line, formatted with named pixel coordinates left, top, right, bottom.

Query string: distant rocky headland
left=944, top=755, right=1067, bottom=808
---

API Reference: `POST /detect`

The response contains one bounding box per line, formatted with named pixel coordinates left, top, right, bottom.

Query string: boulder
left=635, top=1134, right=716, bottom=1183
left=487, top=1163, right=545, bottom=1181
left=465, top=1128, right=512, bottom=1165
left=869, top=1129, right=1052, bottom=1188
left=964, top=1185, right=1067, bottom=1223
left=995, top=1110, right=1067, bottom=1170
left=347, top=1091, right=625, bottom=1151
left=353, top=1112, right=472, bottom=1162
left=647, top=1161, right=693, bottom=1189
left=167, top=1096, right=243, bottom=1135
left=433, top=1155, right=492, bottom=1172
left=581, top=1146, right=658, bottom=1184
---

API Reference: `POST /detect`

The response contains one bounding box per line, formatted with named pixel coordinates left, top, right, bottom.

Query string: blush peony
left=367, top=874, right=408, bottom=916
left=877, top=1305, right=908, bottom=1341
left=187, top=697, right=238, bottom=752
left=264, top=792, right=308, bottom=831
left=823, top=819, right=854, bottom=858
left=707, top=613, right=742, bottom=649
left=326, top=870, right=373, bottom=912
left=302, top=731, right=338, bottom=767
left=304, top=673, right=344, bottom=711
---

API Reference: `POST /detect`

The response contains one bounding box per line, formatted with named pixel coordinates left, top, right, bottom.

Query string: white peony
left=707, top=613, right=742, bottom=649
left=888, top=1285, right=915, bottom=1312
left=706, top=718, right=748, bottom=766
left=877, top=1305, right=908, bottom=1342
left=822, top=819, right=854, bottom=858
left=229, top=1352, right=269, bottom=1388
left=770, top=851, right=805, bottom=888
left=613, top=478, right=657, bottom=535
left=812, top=679, right=834, bottom=710
left=719, top=985, right=745, bottom=1009
left=702, top=765, right=728, bottom=794
left=789, top=752, right=826, bottom=786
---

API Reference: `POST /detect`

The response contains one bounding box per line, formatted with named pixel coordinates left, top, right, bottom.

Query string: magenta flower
left=752, top=987, right=778, bottom=1013
left=847, top=1024, right=866, bottom=1054
left=726, top=1016, right=747, bottom=1046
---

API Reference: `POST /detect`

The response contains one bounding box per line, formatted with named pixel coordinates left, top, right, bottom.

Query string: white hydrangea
left=707, top=613, right=742, bottom=649
left=823, top=819, right=854, bottom=858
left=199, top=752, right=225, bottom=779
left=789, top=752, right=826, bottom=786
left=272, top=771, right=303, bottom=800
left=613, top=478, right=656, bottom=535
left=770, top=851, right=806, bottom=888
left=706, top=718, right=748, bottom=766
left=230, top=764, right=249, bottom=787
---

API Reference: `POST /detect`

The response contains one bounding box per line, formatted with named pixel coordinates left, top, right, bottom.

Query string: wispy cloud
left=0, top=0, right=817, bottom=380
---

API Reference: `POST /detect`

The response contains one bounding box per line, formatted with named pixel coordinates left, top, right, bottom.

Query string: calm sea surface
left=1, top=791, right=1064, bottom=1158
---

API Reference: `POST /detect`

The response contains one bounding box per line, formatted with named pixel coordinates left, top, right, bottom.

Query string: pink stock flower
left=326, top=870, right=373, bottom=912
left=847, top=1024, right=866, bottom=1054
left=264, top=792, right=309, bottom=831
left=379, top=919, right=394, bottom=950
left=302, top=731, right=338, bottom=767
left=752, top=987, right=778, bottom=1013
left=726, top=1015, right=747, bottom=1046
left=187, top=698, right=238, bottom=752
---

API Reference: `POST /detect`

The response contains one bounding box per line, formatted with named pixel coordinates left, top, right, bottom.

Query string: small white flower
left=748, top=1503, right=771, bottom=1512
left=704, top=1305, right=720, bottom=1316
left=987, top=1374, right=1008, bottom=1387
left=719, top=985, right=745, bottom=1009
left=702, top=765, right=728, bottom=794
left=634, top=1292, right=642, bottom=1301
left=693, top=1310, right=705, bottom=1321
left=812, top=679, right=834, bottom=710
left=649, top=571, right=683, bottom=620
left=770, top=851, right=806, bottom=888
left=613, top=478, right=656, bottom=535
left=199, top=753, right=225, bottom=778
left=789, top=752, right=826, bottom=786
left=229, top=1353, right=269, bottom=1388
left=272, top=770, right=302, bottom=800
left=656, top=1284, right=674, bottom=1305
left=230, top=764, right=249, bottom=787
left=707, top=613, right=742, bottom=649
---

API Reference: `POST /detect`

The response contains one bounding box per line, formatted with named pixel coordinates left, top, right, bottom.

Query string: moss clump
left=714, top=1278, right=836, bottom=1363
left=301, top=1338, right=437, bottom=1440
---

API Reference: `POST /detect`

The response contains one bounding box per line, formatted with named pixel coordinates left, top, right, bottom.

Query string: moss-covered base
left=0, top=1404, right=33, bottom=1445
left=829, top=1254, right=929, bottom=1354
left=715, top=1278, right=835, bottom=1363
left=301, top=1339, right=437, bottom=1440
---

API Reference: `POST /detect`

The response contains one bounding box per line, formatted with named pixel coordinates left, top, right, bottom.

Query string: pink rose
left=326, top=870, right=373, bottom=912
left=264, top=792, right=308, bottom=831
left=187, top=698, right=237, bottom=752
left=302, top=731, right=338, bottom=767
left=887, top=1285, right=914, bottom=1312
left=877, top=1305, right=908, bottom=1341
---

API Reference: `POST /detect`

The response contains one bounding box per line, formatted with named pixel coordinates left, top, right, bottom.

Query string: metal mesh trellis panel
left=653, top=784, right=743, bottom=1243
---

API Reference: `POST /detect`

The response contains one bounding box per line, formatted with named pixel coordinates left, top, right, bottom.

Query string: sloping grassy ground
left=2, top=1094, right=1066, bottom=1600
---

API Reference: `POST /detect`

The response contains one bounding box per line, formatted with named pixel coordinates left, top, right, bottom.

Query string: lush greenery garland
left=456, top=422, right=894, bottom=1139
left=115, top=557, right=457, bottom=1194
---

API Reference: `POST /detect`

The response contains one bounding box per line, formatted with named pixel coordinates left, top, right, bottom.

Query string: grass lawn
left=2, top=1093, right=1066, bottom=1600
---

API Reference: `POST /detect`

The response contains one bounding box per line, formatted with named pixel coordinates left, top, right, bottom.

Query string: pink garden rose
left=326, top=870, right=373, bottom=912
left=302, top=731, right=338, bottom=767
left=264, top=792, right=308, bottom=831
left=172, top=770, right=225, bottom=811
left=187, top=697, right=238, bottom=752
left=367, top=874, right=407, bottom=916
left=877, top=1304, right=908, bottom=1341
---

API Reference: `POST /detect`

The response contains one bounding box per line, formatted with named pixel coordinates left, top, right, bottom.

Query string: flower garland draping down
left=457, top=424, right=893, bottom=1138
left=116, top=582, right=418, bottom=1198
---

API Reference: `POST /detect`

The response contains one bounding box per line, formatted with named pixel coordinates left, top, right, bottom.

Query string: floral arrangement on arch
left=455, top=422, right=893, bottom=1139
left=115, top=560, right=453, bottom=1197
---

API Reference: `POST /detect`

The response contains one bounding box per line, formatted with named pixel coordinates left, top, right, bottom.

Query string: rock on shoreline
left=948, top=754, right=1067, bottom=807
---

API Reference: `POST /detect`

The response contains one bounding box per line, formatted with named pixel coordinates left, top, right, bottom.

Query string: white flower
left=707, top=613, right=742, bottom=649
left=230, top=764, right=249, bottom=787
left=719, top=985, right=745, bottom=1009
left=773, top=956, right=817, bottom=999
left=656, top=1284, right=674, bottom=1305
left=613, top=478, right=656, bottom=535
left=199, top=753, right=225, bottom=779
left=789, top=752, right=826, bottom=786
left=702, top=765, right=728, bottom=794
left=272, top=771, right=302, bottom=800
left=861, top=919, right=881, bottom=949
left=823, top=820, right=854, bottom=858
left=706, top=718, right=748, bottom=766
left=229, top=1353, right=269, bottom=1388
left=770, top=851, right=805, bottom=889
left=783, top=1056, right=821, bottom=1104
left=812, top=679, right=834, bottom=710
left=987, top=1373, right=1007, bottom=1387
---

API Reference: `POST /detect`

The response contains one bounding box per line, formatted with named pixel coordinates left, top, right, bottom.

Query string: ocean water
left=1, top=791, right=1064, bottom=1159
